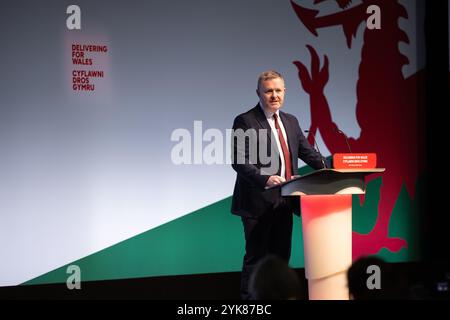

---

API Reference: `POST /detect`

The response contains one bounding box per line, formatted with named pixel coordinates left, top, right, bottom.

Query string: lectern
left=277, top=168, right=384, bottom=300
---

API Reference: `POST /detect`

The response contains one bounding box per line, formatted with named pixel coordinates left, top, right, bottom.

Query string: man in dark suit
left=231, top=70, right=327, bottom=299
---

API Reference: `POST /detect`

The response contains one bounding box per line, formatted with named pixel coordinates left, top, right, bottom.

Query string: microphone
left=304, top=130, right=326, bottom=169
left=335, top=128, right=353, bottom=153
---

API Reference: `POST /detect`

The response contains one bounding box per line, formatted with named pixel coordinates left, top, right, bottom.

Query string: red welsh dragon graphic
left=291, top=0, right=425, bottom=259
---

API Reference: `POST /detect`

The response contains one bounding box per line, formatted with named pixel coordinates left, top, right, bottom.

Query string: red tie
left=273, top=113, right=292, bottom=181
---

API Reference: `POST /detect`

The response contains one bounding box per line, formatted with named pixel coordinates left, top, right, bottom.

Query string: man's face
left=257, top=77, right=286, bottom=113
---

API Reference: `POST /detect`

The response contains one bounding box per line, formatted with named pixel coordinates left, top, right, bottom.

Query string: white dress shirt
left=260, top=105, right=290, bottom=179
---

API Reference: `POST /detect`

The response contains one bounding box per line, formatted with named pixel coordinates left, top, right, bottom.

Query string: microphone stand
left=335, top=129, right=353, bottom=153
left=305, top=130, right=326, bottom=169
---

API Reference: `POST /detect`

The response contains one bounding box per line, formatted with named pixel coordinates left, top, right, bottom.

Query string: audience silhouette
left=248, top=254, right=303, bottom=300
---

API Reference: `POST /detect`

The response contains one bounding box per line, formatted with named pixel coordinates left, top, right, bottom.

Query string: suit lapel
left=253, top=104, right=271, bottom=134
left=253, top=104, right=274, bottom=147
left=253, top=105, right=280, bottom=171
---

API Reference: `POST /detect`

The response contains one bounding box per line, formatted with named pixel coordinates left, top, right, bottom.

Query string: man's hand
left=266, top=175, right=286, bottom=187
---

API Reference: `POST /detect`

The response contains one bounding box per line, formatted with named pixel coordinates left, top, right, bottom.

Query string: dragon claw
left=294, top=45, right=329, bottom=94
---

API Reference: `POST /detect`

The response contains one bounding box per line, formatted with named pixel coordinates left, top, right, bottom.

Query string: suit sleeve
left=231, top=115, right=270, bottom=189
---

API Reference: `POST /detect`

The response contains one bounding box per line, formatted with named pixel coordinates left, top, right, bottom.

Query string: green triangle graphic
left=24, top=165, right=423, bottom=285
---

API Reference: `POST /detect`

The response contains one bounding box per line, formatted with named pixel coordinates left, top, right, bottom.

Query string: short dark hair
left=257, top=70, right=284, bottom=90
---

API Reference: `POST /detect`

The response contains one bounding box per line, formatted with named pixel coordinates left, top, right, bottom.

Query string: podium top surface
left=266, top=168, right=385, bottom=195
left=328, top=168, right=385, bottom=173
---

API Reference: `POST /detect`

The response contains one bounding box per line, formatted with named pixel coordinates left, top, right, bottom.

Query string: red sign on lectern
left=333, top=153, right=377, bottom=169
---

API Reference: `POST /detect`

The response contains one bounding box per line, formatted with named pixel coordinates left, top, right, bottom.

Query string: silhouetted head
left=249, top=255, right=303, bottom=300
left=347, top=256, right=398, bottom=300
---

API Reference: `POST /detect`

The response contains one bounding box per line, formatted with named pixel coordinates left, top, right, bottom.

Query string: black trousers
left=240, top=208, right=293, bottom=300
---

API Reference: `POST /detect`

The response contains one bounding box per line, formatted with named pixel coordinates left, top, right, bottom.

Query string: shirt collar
left=259, top=103, right=280, bottom=120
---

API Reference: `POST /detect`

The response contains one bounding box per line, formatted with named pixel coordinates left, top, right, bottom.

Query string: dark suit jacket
left=231, top=104, right=326, bottom=218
